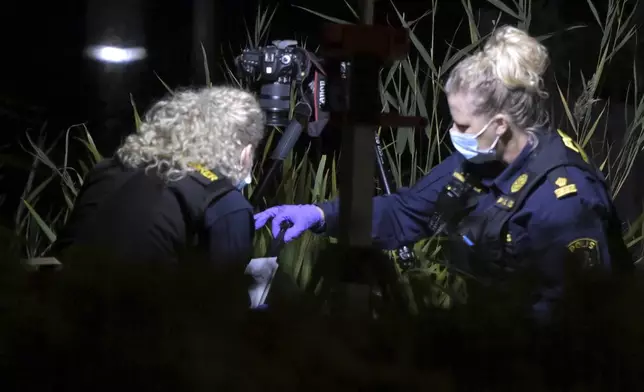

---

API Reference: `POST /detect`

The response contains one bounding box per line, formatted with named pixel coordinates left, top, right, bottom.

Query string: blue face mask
left=449, top=119, right=501, bottom=164
left=237, top=174, right=252, bottom=191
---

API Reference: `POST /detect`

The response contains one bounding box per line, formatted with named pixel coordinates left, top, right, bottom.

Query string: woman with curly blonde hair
left=255, top=25, right=631, bottom=323
left=53, top=85, right=266, bottom=267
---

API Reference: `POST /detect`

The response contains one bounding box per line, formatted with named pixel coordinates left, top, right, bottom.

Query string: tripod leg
left=251, top=107, right=310, bottom=208
left=250, top=160, right=281, bottom=207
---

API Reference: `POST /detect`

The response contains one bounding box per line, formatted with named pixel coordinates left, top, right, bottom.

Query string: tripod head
left=235, top=39, right=330, bottom=133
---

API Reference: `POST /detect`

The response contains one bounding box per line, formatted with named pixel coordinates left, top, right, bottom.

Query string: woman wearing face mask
left=53, top=86, right=264, bottom=269
left=254, top=26, right=631, bottom=321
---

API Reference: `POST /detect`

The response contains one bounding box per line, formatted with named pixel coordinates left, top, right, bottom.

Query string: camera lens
left=259, top=83, right=291, bottom=127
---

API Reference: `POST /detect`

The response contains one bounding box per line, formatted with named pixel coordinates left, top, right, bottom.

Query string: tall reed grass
left=3, top=0, right=642, bottom=312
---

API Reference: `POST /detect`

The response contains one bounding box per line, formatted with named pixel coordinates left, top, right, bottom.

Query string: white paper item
left=245, top=256, right=279, bottom=308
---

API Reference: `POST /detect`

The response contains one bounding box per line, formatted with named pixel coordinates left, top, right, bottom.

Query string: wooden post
left=318, top=5, right=421, bottom=314
left=360, top=0, right=375, bottom=24
left=338, top=96, right=377, bottom=246
left=337, top=0, right=377, bottom=248
left=192, top=0, right=217, bottom=85
left=321, top=22, right=416, bottom=249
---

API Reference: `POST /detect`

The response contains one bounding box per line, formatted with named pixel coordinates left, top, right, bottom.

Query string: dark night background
left=0, top=0, right=642, bottom=229
left=1, top=2, right=644, bottom=390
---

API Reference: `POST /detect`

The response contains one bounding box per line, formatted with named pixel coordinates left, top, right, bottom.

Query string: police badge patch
left=511, top=173, right=528, bottom=193
left=567, top=238, right=600, bottom=268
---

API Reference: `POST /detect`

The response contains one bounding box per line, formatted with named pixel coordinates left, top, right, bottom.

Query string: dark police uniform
left=52, top=158, right=254, bottom=266
left=316, top=129, right=631, bottom=319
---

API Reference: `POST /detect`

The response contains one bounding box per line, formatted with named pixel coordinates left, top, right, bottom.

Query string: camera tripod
left=250, top=102, right=417, bottom=270
left=249, top=103, right=425, bottom=317
left=251, top=16, right=427, bottom=316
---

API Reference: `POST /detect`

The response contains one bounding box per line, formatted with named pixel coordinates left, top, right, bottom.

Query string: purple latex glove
left=254, top=204, right=324, bottom=243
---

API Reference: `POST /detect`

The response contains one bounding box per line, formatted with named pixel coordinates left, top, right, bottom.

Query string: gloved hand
left=254, top=204, right=324, bottom=243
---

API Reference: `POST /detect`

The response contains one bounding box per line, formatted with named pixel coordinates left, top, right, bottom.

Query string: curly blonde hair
left=116, top=85, right=265, bottom=183
left=445, top=25, right=550, bottom=132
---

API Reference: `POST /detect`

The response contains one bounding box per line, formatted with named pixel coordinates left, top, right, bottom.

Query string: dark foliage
left=1, top=241, right=644, bottom=392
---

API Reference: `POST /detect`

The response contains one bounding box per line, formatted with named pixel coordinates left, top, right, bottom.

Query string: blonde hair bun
left=483, top=25, right=549, bottom=96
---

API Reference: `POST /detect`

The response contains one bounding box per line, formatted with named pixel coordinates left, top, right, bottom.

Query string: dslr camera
left=236, top=40, right=313, bottom=127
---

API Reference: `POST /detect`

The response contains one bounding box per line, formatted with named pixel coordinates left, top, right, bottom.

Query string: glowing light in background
left=85, top=45, right=147, bottom=63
